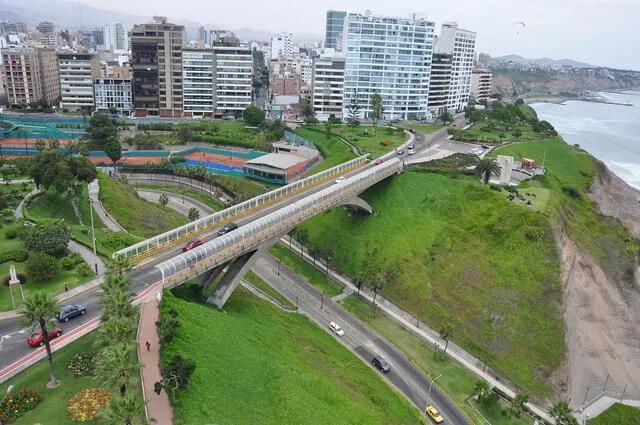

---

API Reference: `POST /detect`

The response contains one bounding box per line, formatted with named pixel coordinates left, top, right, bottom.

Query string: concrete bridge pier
left=194, top=263, right=228, bottom=297
left=338, top=196, right=373, bottom=215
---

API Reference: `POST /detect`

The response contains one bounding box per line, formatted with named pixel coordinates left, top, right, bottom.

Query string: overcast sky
left=79, top=0, right=639, bottom=69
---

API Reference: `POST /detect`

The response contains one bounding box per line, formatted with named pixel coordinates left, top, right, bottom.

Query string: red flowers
left=0, top=387, right=43, bottom=424
left=66, top=388, right=111, bottom=422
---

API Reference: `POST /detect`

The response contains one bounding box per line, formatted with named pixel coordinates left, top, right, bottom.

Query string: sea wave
left=607, top=161, right=640, bottom=190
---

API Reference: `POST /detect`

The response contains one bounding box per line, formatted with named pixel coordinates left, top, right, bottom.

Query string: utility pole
left=426, top=375, right=442, bottom=406
left=89, top=197, right=98, bottom=275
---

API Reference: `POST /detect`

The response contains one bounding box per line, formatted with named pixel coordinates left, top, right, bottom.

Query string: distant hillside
left=492, top=54, right=594, bottom=69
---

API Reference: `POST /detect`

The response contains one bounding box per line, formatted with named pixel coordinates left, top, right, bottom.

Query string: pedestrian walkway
left=136, top=188, right=214, bottom=217
left=68, top=240, right=106, bottom=277
left=88, top=178, right=128, bottom=232
left=331, top=288, right=353, bottom=302
left=13, top=188, right=40, bottom=219
left=138, top=295, right=173, bottom=425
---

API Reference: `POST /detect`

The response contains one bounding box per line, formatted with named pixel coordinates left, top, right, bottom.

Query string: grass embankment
left=294, top=128, right=357, bottom=174
left=404, top=124, right=445, bottom=134
left=134, top=184, right=224, bottom=211
left=336, top=126, right=408, bottom=158
left=340, top=296, right=534, bottom=425
left=161, top=288, right=427, bottom=425
left=244, top=270, right=297, bottom=310
left=269, top=244, right=343, bottom=297
left=294, top=170, right=564, bottom=397
left=590, top=403, right=640, bottom=425
left=97, top=172, right=188, bottom=238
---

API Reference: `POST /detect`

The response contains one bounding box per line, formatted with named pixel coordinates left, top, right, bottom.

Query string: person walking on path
left=145, top=341, right=151, bottom=351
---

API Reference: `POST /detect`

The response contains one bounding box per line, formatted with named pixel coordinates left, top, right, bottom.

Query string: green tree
left=93, top=317, right=136, bottom=350
left=550, top=401, right=578, bottom=425
left=21, top=292, right=60, bottom=386
left=324, top=121, right=332, bottom=140
left=438, top=110, right=454, bottom=125
left=513, top=128, right=523, bottom=139
left=101, top=274, right=133, bottom=295
left=322, top=247, right=334, bottom=275
left=104, top=136, right=122, bottom=168
left=102, top=392, right=149, bottom=425
left=296, top=228, right=309, bottom=257
left=353, top=271, right=366, bottom=295
left=439, top=324, right=454, bottom=359
left=25, top=218, right=71, bottom=257
left=86, top=113, right=117, bottom=145
left=26, top=251, right=58, bottom=282
left=474, top=157, right=502, bottom=187
left=177, top=128, right=193, bottom=143
left=370, top=92, right=384, bottom=153
left=155, top=355, right=197, bottom=396
left=109, top=256, right=132, bottom=276
left=511, top=392, right=529, bottom=418
left=188, top=207, right=200, bottom=221
left=34, top=139, right=46, bottom=152
left=345, top=93, right=362, bottom=127
left=30, top=150, right=73, bottom=193
left=243, top=105, right=265, bottom=126
left=99, top=291, right=136, bottom=322
left=68, top=156, right=98, bottom=182
left=94, top=345, right=142, bottom=396
left=159, top=193, right=169, bottom=206
left=48, top=138, right=60, bottom=150
left=473, top=380, right=491, bottom=402
left=0, top=167, right=15, bottom=185
left=301, top=103, right=316, bottom=123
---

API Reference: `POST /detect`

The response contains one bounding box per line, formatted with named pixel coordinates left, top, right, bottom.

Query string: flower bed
left=68, top=352, right=101, bottom=377
left=66, top=388, right=111, bottom=422
left=0, top=387, right=43, bottom=424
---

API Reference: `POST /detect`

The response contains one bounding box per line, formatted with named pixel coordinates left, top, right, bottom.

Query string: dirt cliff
left=493, top=71, right=636, bottom=96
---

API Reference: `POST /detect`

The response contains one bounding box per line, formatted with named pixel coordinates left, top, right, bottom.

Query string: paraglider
left=513, top=21, right=525, bottom=35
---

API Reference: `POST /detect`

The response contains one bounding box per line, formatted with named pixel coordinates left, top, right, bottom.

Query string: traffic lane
left=254, top=256, right=472, bottom=425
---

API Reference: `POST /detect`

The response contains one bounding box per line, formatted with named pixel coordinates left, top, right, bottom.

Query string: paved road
left=253, top=254, right=473, bottom=425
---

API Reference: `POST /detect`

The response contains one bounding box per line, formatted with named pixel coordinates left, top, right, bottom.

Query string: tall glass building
left=325, top=10, right=347, bottom=50
left=343, top=11, right=435, bottom=120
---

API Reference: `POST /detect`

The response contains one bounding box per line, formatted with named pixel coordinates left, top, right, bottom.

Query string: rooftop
left=245, top=153, right=306, bottom=171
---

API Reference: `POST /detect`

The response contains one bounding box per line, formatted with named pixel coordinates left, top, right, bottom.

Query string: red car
left=27, top=328, right=62, bottom=347
left=182, top=239, right=203, bottom=252
left=374, top=159, right=384, bottom=165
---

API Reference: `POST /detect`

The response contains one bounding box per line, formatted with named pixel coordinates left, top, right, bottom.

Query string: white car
left=335, top=176, right=346, bottom=184
left=330, top=321, right=345, bottom=336
left=408, top=149, right=416, bottom=155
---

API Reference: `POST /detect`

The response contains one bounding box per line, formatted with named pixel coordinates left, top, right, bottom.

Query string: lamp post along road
left=426, top=374, right=442, bottom=407
left=1, top=385, right=14, bottom=405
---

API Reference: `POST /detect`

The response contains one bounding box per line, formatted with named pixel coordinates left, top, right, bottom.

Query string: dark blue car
left=56, top=304, right=86, bottom=322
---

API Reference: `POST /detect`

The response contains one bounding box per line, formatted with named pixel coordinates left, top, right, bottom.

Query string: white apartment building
left=103, top=23, right=130, bottom=52
left=94, top=78, right=132, bottom=115
left=58, top=53, right=100, bottom=111
left=182, top=46, right=252, bottom=117
left=312, top=55, right=345, bottom=120
left=470, top=68, right=493, bottom=103
left=342, top=11, right=435, bottom=120
left=270, top=32, right=293, bottom=59
left=436, top=22, right=476, bottom=111
left=299, top=56, right=313, bottom=86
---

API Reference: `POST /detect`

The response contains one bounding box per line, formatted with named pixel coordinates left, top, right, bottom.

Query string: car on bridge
left=217, top=222, right=238, bottom=236
left=371, top=356, right=390, bottom=373
left=374, top=159, right=384, bottom=165
left=27, top=327, right=62, bottom=347
left=56, top=304, right=86, bottom=322
left=425, top=405, right=444, bottom=423
left=335, top=176, right=346, bottom=184
left=330, top=321, right=345, bottom=336
left=182, top=239, right=204, bottom=252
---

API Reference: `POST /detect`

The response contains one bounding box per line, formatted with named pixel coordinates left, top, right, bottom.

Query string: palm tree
left=94, top=345, right=142, bottom=396
left=100, top=291, right=136, bottom=322
left=188, top=207, right=200, bottom=221
left=473, top=380, right=490, bottom=402
left=110, top=256, right=132, bottom=276
left=439, top=324, right=454, bottom=359
left=370, top=92, right=383, bottom=154
left=511, top=392, right=529, bottom=418
left=102, top=392, right=150, bottom=425
left=21, top=293, right=60, bottom=386
left=353, top=272, right=366, bottom=295
left=101, top=274, right=133, bottom=295
left=550, top=401, right=578, bottom=425
left=93, top=317, right=136, bottom=350
left=296, top=228, right=309, bottom=258
left=474, top=157, right=502, bottom=186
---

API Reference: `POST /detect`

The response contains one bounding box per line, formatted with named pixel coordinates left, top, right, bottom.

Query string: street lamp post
left=426, top=374, right=442, bottom=407
left=89, top=197, right=98, bottom=276
left=1, top=385, right=14, bottom=405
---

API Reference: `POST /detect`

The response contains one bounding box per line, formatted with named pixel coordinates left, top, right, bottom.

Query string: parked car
left=408, top=149, right=416, bottom=155
left=217, top=222, right=238, bottom=236
left=407, top=143, right=415, bottom=149
left=425, top=406, right=444, bottom=423
left=335, top=176, right=346, bottom=184
left=374, top=159, right=384, bottom=165
left=330, top=321, right=345, bottom=336
left=481, top=144, right=490, bottom=149
left=56, top=304, right=86, bottom=322
left=396, top=149, right=405, bottom=155
left=371, top=356, right=390, bottom=373
left=27, top=327, right=62, bottom=347
left=408, top=128, right=416, bottom=133
left=182, top=239, right=204, bottom=252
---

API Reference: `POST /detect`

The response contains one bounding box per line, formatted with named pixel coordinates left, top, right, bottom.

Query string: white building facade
left=182, top=49, right=215, bottom=116
left=58, top=53, right=100, bottom=111
left=270, top=32, right=293, bottom=59
left=312, top=55, right=345, bottom=120
left=342, top=12, right=435, bottom=120
left=103, top=23, right=130, bottom=52
left=436, top=22, right=476, bottom=111
left=93, top=78, right=132, bottom=115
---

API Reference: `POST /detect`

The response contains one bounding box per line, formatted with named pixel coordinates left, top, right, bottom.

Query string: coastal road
left=253, top=254, right=473, bottom=425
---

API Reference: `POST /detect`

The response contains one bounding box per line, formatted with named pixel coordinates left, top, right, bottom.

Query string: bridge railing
left=113, top=155, right=368, bottom=260
left=155, top=158, right=401, bottom=284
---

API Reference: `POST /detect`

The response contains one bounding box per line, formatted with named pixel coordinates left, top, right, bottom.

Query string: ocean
left=531, top=92, right=640, bottom=190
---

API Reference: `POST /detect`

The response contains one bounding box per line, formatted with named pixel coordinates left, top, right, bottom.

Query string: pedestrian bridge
left=154, top=158, right=402, bottom=307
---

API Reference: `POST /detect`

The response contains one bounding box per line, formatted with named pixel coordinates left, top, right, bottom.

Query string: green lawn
left=335, top=126, right=408, bottom=158
left=590, top=403, right=640, bottom=425
left=453, top=123, right=540, bottom=144
left=296, top=170, right=564, bottom=397
left=134, top=184, right=224, bottom=211
left=161, top=288, right=427, bottom=425
left=244, top=270, right=297, bottom=310
left=98, top=172, right=188, bottom=238
left=404, top=124, right=445, bottom=134
left=269, top=243, right=344, bottom=297
left=468, top=397, right=534, bottom=425
left=295, top=127, right=357, bottom=174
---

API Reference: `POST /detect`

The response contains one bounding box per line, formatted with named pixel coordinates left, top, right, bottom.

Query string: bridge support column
left=206, top=237, right=279, bottom=308
left=338, top=196, right=373, bottom=215
left=195, top=262, right=228, bottom=297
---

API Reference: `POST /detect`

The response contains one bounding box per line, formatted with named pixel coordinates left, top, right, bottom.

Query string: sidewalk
left=88, top=178, right=128, bottom=233
left=138, top=295, right=173, bottom=425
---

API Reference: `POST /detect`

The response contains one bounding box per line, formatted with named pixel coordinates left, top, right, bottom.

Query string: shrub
left=156, top=315, right=181, bottom=344
left=68, top=351, right=101, bottom=377
left=157, top=355, right=197, bottom=396
left=66, top=388, right=111, bottom=422
left=4, top=227, right=17, bottom=239
left=489, top=184, right=502, bottom=192
left=562, top=185, right=583, bottom=200
left=24, top=218, right=71, bottom=257
left=26, top=251, right=58, bottom=282
left=76, top=262, right=93, bottom=277
left=60, top=256, right=76, bottom=270
left=3, top=272, right=27, bottom=286
left=0, top=387, right=43, bottom=424
left=0, top=249, right=28, bottom=264
left=101, top=232, right=138, bottom=251
left=67, top=252, right=84, bottom=265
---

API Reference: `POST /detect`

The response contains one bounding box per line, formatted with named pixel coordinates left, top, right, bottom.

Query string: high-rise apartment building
left=270, top=33, right=293, bottom=59
left=1, top=47, right=59, bottom=106
left=182, top=45, right=252, bottom=118
left=325, top=10, right=347, bottom=50
left=103, top=23, right=130, bottom=52
left=58, top=53, right=101, bottom=111
left=436, top=22, right=476, bottom=111
left=94, top=77, right=133, bottom=115
left=36, top=21, right=57, bottom=47
left=312, top=54, right=345, bottom=120
left=427, top=53, right=452, bottom=115
left=470, top=68, right=492, bottom=103
left=343, top=11, right=435, bottom=120
left=131, top=16, right=185, bottom=117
